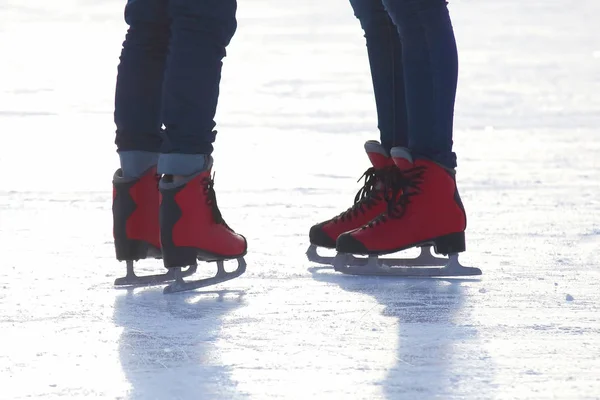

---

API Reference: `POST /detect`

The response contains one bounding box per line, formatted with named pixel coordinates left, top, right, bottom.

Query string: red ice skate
left=306, top=140, right=397, bottom=264
left=112, top=167, right=197, bottom=286
left=159, top=156, right=247, bottom=293
left=334, top=147, right=481, bottom=277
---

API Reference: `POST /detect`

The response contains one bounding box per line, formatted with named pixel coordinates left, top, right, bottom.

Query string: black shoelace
left=202, top=173, right=232, bottom=230
left=363, top=166, right=427, bottom=229
left=332, top=166, right=395, bottom=223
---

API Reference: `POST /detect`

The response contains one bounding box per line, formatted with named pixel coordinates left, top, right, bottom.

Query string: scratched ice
left=1, top=0, right=599, bottom=399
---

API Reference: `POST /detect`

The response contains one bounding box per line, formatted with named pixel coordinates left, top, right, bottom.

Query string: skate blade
left=306, top=244, right=337, bottom=264
left=342, top=246, right=448, bottom=267
left=163, top=257, right=247, bottom=294
left=334, top=253, right=482, bottom=277
left=309, top=244, right=446, bottom=267
left=114, top=261, right=198, bottom=286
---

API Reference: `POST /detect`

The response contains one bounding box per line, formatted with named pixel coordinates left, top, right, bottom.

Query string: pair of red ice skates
left=307, top=141, right=481, bottom=277
left=112, top=156, right=247, bottom=293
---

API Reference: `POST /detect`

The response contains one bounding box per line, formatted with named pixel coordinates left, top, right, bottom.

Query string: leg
left=158, top=0, right=238, bottom=176
left=112, top=0, right=198, bottom=286
left=156, top=0, right=247, bottom=292
left=349, top=0, right=408, bottom=152
left=334, top=1, right=477, bottom=276
left=307, top=0, right=405, bottom=262
left=382, top=0, right=458, bottom=169
left=114, top=0, right=169, bottom=177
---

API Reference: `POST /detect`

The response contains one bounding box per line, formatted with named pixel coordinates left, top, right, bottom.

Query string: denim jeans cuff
left=118, top=150, right=159, bottom=179
left=157, top=153, right=210, bottom=176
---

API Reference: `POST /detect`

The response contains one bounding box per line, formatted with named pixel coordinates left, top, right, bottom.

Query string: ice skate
left=160, top=156, right=247, bottom=294
left=112, top=167, right=197, bottom=286
left=307, top=140, right=397, bottom=265
left=334, top=147, right=481, bottom=277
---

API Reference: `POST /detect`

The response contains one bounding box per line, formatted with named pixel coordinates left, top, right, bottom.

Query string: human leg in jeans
left=308, top=0, right=406, bottom=254
left=335, top=0, right=474, bottom=274
left=112, top=0, right=246, bottom=289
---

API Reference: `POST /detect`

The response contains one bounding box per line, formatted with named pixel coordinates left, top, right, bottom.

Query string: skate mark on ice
left=308, top=267, right=491, bottom=397
left=308, top=266, right=480, bottom=285
left=113, top=288, right=245, bottom=399
left=0, top=111, right=58, bottom=117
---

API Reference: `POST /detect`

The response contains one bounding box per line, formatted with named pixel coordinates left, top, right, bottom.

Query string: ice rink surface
left=1, top=0, right=599, bottom=399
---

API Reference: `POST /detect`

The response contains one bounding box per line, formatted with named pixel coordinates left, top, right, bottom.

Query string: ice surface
left=1, top=0, right=599, bottom=399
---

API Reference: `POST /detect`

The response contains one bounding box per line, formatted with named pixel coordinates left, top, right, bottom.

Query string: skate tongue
left=364, top=140, right=391, bottom=169
left=390, top=147, right=414, bottom=170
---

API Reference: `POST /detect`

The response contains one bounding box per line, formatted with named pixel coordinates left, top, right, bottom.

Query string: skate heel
left=162, top=246, right=198, bottom=269
left=115, top=238, right=157, bottom=261
left=433, top=231, right=465, bottom=255
left=113, top=167, right=161, bottom=262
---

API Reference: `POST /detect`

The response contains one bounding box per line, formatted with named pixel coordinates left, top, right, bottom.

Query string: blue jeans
left=114, top=0, right=237, bottom=176
left=349, top=0, right=458, bottom=168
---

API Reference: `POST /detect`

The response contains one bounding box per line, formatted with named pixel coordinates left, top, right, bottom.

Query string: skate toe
left=309, top=222, right=336, bottom=248
left=336, top=232, right=368, bottom=254
left=235, top=233, right=248, bottom=258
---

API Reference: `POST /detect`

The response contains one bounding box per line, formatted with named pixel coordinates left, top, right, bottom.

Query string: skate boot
left=112, top=167, right=197, bottom=286
left=159, top=156, right=247, bottom=293
left=306, top=140, right=398, bottom=264
left=334, top=147, right=481, bottom=277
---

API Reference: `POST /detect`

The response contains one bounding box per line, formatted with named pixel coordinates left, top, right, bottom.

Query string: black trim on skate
left=114, top=240, right=162, bottom=262
left=336, top=231, right=466, bottom=257
left=335, top=233, right=369, bottom=254
left=309, top=222, right=337, bottom=249
left=449, top=171, right=468, bottom=230
left=158, top=180, right=183, bottom=232
left=113, top=177, right=157, bottom=261
left=159, top=181, right=189, bottom=267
